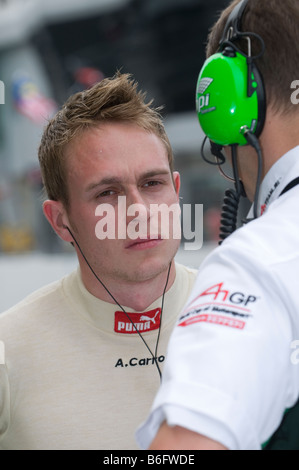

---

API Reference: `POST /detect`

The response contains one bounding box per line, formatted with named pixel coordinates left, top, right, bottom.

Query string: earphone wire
left=155, top=261, right=171, bottom=366
left=65, top=226, right=170, bottom=381
left=242, top=131, right=263, bottom=220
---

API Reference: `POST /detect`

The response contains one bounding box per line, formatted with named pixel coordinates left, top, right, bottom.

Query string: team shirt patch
left=178, top=313, right=246, bottom=330
left=114, top=308, right=161, bottom=334
left=178, top=282, right=258, bottom=330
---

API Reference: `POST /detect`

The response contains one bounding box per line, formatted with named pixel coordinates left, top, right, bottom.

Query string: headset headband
left=220, top=0, right=249, bottom=45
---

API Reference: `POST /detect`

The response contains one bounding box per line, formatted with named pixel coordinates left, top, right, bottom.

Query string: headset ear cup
left=196, top=50, right=265, bottom=146
left=250, top=60, right=266, bottom=138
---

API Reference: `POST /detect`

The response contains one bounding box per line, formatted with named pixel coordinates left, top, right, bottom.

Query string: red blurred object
left=74, top=67, right=105, bottom=88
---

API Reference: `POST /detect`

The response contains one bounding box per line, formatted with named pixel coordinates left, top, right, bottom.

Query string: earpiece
left=196, top=0, right=266, bottom=147
left=63, top=225, right=74, bottom=246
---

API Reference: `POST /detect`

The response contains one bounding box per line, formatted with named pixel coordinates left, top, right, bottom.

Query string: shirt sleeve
left=136, top=239, right=298, bottom=450
left=0, top=343, right=10, bottom=442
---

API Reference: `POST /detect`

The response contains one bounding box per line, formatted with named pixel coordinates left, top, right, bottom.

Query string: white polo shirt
left=136, top=146, right=299, bottom=450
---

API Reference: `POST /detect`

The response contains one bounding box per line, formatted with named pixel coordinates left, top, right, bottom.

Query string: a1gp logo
left=0, top=341, right=5, bottom=365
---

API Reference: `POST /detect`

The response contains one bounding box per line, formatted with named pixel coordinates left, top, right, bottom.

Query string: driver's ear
left=43, top=200, right=73, bottom=243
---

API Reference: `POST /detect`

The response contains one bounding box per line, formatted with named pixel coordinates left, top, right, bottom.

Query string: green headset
left=196, top=0, right=266, bottom=240
left=196, top=0, right=266, bottom=148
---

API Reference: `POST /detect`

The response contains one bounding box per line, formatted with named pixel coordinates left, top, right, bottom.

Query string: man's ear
left=43, top=200, right=73, bottom=243
left=172, top=171, right=181, bottom=200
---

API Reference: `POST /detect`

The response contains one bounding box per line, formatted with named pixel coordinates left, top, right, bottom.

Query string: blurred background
left=0, top=0, right=248, bottom=311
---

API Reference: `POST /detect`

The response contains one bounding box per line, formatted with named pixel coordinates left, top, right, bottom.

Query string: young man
left=137, top=0, right=299, bottom=451
left=0, top=74, right=197, bottom=449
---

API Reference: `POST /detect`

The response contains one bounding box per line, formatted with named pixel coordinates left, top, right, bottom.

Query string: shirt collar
left=62, top=263, right=188, bottom=334
left=258, top=145, right=299, bottom=215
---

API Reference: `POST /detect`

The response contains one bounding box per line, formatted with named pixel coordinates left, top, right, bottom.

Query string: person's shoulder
left=0, top=271, right=74, bottom=325
left=174, top=262, right=198, bottom=293
left=0, top=270, right=79, bottom=363
left=215, top=197, right=299, bottom=269
left=175, top=262, right=198, bottom=278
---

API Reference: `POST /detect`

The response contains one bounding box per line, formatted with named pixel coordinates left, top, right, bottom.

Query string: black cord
left=201, top=136, right=226, bottom=166
left=66, top=226, right=171, bottom=381
left=243, top=131, right=263, bottom=219
left=218, top=187, right=240, bottom=245
left=218, top=145, right=242, bottom=245
left=218, top=133, right=263, bottom=243
left=155, top=263, right=171, bottom=366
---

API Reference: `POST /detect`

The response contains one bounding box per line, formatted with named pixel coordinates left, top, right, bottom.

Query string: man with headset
left=136, top=0, right=299, bottom=450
